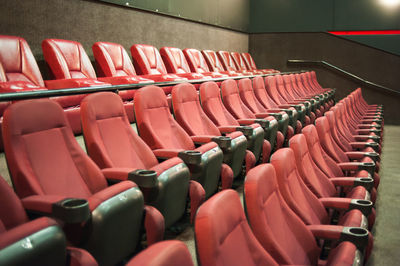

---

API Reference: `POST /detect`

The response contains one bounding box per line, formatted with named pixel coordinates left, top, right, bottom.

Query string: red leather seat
left=195, top=189, right=279, bottom=266
left=92, top=41, right=155, bottom=121
left=0, top=35, right=48, bottom=150
left=221, top=79, right=281, bottom=151
left=201, top=50, right=241, bottom=77
left=81, top=91, right=204, bottom=227
left=182, top=48, right=228, bottom=78
left=302, top=124, right=378, bottom=202
left=2, top=99, right=164, bottom=265
left=0, top=177, right=97, bottom=266
left=270, top=148, right=373, bottom=230
left=217, top=50, right=252, bottom=75
left=230, top=52, right=260, bottom=75
left=126, top=240, right=193, bottom=266
left=199, top=81, right=270, bottom=164
left=315, top=116, right=380, bottom=187
left=289, top=134, right=376, bottom=225
left=244, top=164, right=371, bottom=265
left=241, top=52, right=279, bottom=74
left=130, top=44, right=187, bottom=95
left=160, top=47, right=209, bottom=81
left=172, top=82, right=253, bottom=178
left=238, top=78, right=296, bottom=140
left=134, top=85, right=233, bottom=198
left=253, top=75, right=308, bottom=130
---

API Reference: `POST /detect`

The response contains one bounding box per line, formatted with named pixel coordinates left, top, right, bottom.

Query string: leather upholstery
left=172, top=82, right=249, bottom=178
left=134, top=85, right=228, bottom=198
left=2, top=99, right=156, bottom=265
left=81, top=91, right=192, bottom=228
left=202, top=50, right=240, bottom=76
left=245, top=164, right=360, bottom=265
left=195, top=189, right=278, bottom=266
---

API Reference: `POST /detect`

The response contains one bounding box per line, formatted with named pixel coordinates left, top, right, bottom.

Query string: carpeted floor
left=366, top=125, right=400, bottom=265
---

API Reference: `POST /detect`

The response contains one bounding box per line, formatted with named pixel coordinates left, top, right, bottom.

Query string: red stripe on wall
left=328, top=30, right=400, bottom=35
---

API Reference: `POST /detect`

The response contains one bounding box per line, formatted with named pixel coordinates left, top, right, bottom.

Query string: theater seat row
left=0, top=84, right=382, bottom=265
left=195, top=89, right=383, bottom=265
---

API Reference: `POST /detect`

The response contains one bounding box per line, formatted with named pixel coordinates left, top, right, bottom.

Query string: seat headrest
left=81, top=92, right=126, bottom=121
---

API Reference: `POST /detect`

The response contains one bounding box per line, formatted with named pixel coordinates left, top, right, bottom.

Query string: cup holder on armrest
left=349, top=199, right=373, bottom=216
left=236, top=126, right=253, bottom=137
left=340, top=227, right=369, bottom=250
left=254, top=119, right=269, bottom=128
left=52, top=198, right=90, bottom=224
left=178, top=150, right=202, bottom=165
left=358, top=162, right=375, bottom=176
left=212, top=136, right=232, bottom=149
left=128, top=170, right=158, bottom=188
left=354, top=177, right=374, bottom=191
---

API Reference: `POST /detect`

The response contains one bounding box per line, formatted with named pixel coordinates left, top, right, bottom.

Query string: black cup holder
left=212, top=136, right=232, bottom=149
left=236, top=126, right=253, bottom=137
left=271, top=113, right=283, bottom=120
left=254, top=119, right=269, bottom=128
left=52, top=198, right=90, bottom=224
left=128, top=169, right=158, bottom=188
left=340, top=227, right=369, bottom=250
left=362, top=162, right=375, bottom=166
left=349, top=227, right=368, bottom=236
left=178, top=150, right=202, bottom=165
left=350, top=199, right=373, bottom=217
left=355, top=177, right=374, bottom=191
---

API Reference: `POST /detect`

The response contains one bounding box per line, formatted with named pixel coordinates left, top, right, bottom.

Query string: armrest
left=190, top=135, right=214, bottom=145
left=307, top=225, right=369, bottom=250
left=254, top=112, right=282, bottom=120
left=268, top=108, right=293, bottom=116
left=345, top=151, right=379, bottom=162
left=338, top=162, right=375, bottom=177
left=237, top=119, right=269, bottom=128
left=153, top=149, right=183, bottom=160
left=357, top=124, right=381, bottom=129
left=353, top=135, right=380, bottom=142
left=356, top=128, right=381, bottom=135
left=330, top=177, right=374, bottom=191
left=22, top=195, right=90, bottom=224
left=218, top=126, right=253, bottom=137
left=319, top=197, right=373, bottom=216
left=349, top=142, right=379, bottom=152
left=144, top=206, right=164, bottom=246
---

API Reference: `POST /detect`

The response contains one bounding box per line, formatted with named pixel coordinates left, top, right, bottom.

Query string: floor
left=0, top=126, right=399, bottom=265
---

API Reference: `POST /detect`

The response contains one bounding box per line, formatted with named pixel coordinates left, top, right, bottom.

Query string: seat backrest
left=217, top=51, right=238, bottom=72
left=134, top=85, right=195, bottom=150
left=244, top=164, right=320, bottom=265
left=315, top=116, right=349, bottom=163
left=230, top=52, right=248, bottom=71
left=302, top=125, right=344, bottom=177
left=42, top=39, right=97, bottom=80
left=264, top=75, right=286, bottom=105
left=81, top=92, right=159, bottom=170
left=201, top=50, right=225, bottom=72
left=270, top=148, right=329, bottom=225
left=274, top=74, right=291, bottom=102
left=160, top=47, right=191, bottom=74
left=241, top=52, right=257, bottom=71
left=92, top=42, right=137, bottom=78
left=199, top=81, right=240, bottom=127
left=0, top=35, right=44, bottom=86
left=282, top=75, right=298, bottom=100
left=172, top=83, right=221, bottom=136
left=252, top=76, right=278, bottom=109
left=130, top=44, right=168, bottom=75
left=238, top=78, right=267, bottom=114
left=220, top=79, right=256, bottom=119
left=0, top=177, right=29, bottom=231
left=2, top=99, right=108, bottom=198
left=289, top=134, right=337, bottom=198
left=183, top=48, right=210, bottom=73
left=325, top=108, right=353, bottom=151
left=195, top=189, right=278, bottom=266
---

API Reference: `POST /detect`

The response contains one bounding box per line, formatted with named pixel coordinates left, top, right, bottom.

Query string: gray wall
left=249, top=32, right=400, bottom=124
left=0, top=0, right=248, bottom=78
